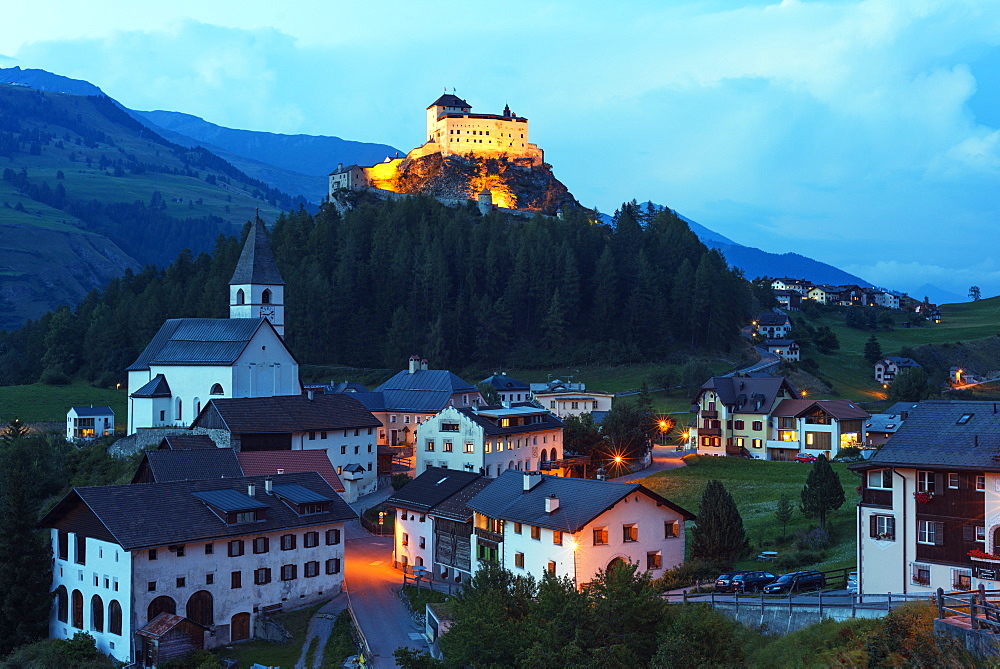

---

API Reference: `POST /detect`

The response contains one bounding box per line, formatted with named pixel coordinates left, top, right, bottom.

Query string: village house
left=807, top=284, right=841, bottom=305
left=67, top=406, right=115, bottom=441
left=466, top=471, right=695, bottom=587
left=534, top=389, right=614, bottom=420
left=836, top=285, right=867, bottom=307
left=689, top=375, right=799, bottom=457
left=773, top=289, right=803, bottom=311
left=874, top=356, right=922, bottom=385
left=754, top=313, right=792, bottom=339
left=763, top=339, right=800, bottom=362
left=190, top=393, right=383, bottom=501
left=414, top=403, right=565, bottom=477
left=386, top=467, right=490, bottom=583
left=767, top=399, right=868, bottom=461
left=126, top=218, right=299, bottom=434
left=770, top=278, right=811, bottom=295
left=39, top=473, right=354, bottom=665
left=479, top=372, right=532, bottom=404
left=852, top=401, right=1000, bottom=596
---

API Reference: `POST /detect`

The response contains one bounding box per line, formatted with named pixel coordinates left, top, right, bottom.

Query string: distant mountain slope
left=0, top=66, right=105, bottom=97
left=135, top=109, right=401, bottom=202
left=602, top=203, right=872, bottom=287
left=915, top=283, right=964, bottom=305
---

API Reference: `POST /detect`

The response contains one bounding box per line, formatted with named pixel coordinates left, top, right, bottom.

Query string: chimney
left=307, top=389, right=315, bottom=401
left=545, top=495, right=559, bottom=513
left=408, top=355, right=420, bottom=374
left=264, top=477, right=273, bottom=494
left=596, top=467, right=606, bottom=481
left=901, top=411, right=909, bottom=421
left=421, top=358, right=429, bottom=371
left=523, top=471, right=542, bottom=492
left=247, top=483, right=256, bottom=497
left=338, top=162, right=343, bottom=170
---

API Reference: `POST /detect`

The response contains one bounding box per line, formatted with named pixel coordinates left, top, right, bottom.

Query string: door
left=231, top=612, right=251, bottom=641
left=186, top=590, right=214, bottom=627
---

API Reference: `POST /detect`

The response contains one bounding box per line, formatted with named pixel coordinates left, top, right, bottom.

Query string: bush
left=795, top=527, right=832, bottom=550
left=391, top=473, right=413, bottom=490
left=1, top=633, right=117, bottom=668
left=39, top=368, right=71, bottom=385
left=653, top=559, right=719, bottom=591
left=835, top=445, right=861, bottom=460
left=774, top=549, right=823, bottom=571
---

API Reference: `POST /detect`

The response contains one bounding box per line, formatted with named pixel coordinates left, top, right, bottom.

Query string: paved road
left=608, top=443, right=689, bottom=483
left=344, top=529, right=429, bottom=668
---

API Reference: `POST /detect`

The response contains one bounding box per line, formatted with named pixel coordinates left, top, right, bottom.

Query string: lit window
left=623, top=524, right=638, bottom=542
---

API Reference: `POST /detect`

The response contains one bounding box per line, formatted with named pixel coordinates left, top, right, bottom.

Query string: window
left=734, top=420, right=745, bottom=430
left=235, top=511, right=257, bottom=523
left=752, top=438, right=762, bottom=449
left=957, top=413, right=974, bottom=425
left=871, top=515, right=895, bottom=541
left=647, top=551, right=662, bottom=570
left=205, top=543, right=213, bottom=555
left=305, top=561, right=320, bottom=578
left=553, top=530, right=563, bottom=546
left=228, top=540, right=244, bottom=557
left=281, top=534, right=296, bottom=551
left=443, top=441, right=453, bottom=452
left=948, top=472, right=959, bottom=489
left=426, top=440, right=435, bottom=452
left=977, top=475, right=986, bottom=491
left=912, top=563, right=931, bottom=586
left=326, top=558, right=341, bottom=574
left=326, top=529, right=341, bottom=545
left=513, top=522, right=522, bottom=534
left=176, top=577, right=186, bottom=588
left=253, top=537, right=269, bottom=554
left=354, top=445, right=359, bottom=455
left=148, top=581, right=156, bottom=592
left=231, top=571, right=242, bottom=589
left=953, top=569, right=972, bottom=590
left=963, top=524, right=986, bottom=543
left=304, top=531, right=319, bottom=548
left=149, top=549, right=157, bottom=560
left=419, top=536, right=426, bottom=549
left=664, top=521, right=679, bottom=538
left=464, top=442, right=475, bottom=453
left=514, top=552, right=524, bottom=568
left=390, top=415, right=397, bottom=423
left=58, top=531, right=69, bottom=561
left=917, top=471, right=936, bottom=494
left=210, top=383, right=224, bottom=395
left=441, top=422, right=460, bottom=432
left=108, top=600, right=122, bottom=636
left=206, top=573, right=214, bottom=585
left=623, top=524, right=638, bottom=542
left=75, top=534, right=86, bottom=565
left=254, top=568, right=271, bottom=585
left=917, top=520, right=944, bottom=545
left=530, top=526, right=540, bottom=540
left=752, top=421, right=763, bottom=431
left=404, top=415, right=411, bottom=424
left=593, top=527, right=608, bottom=545
left=547, top=561, right=556, bottom=575
left=978, top=526, right=986, bottom=543
left=402, top=533, right=409, bottom=546
left=321, top=431, right=327, bottom=439
left=309, top=431, right=316, bottom=440
left=281, top=564, right=297, bottom=581
left=869, top=469, right=893, bottom=490
left=160, top=410, right=166, bottom=422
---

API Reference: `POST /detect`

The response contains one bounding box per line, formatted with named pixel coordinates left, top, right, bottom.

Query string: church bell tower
left=229, top=216, right=286, bottom=336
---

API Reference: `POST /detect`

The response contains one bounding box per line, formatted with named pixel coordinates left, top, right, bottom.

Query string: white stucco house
left=39, top=472, right=354, bottom=665
left=67, top=406, right=115, bottom=441
left=466, top=471, right=695, bottom=587
left=126, top=218, right=299, bottom=434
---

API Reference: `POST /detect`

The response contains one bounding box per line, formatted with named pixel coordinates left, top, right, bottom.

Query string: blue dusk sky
left=3, top=0, right=1000, bottom=299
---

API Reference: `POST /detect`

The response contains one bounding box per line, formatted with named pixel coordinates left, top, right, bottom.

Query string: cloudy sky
left=3, top=0, right=1000, bottom=299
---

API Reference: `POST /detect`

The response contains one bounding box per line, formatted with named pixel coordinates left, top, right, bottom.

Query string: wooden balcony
left=474, top=527, right=503, bottom=543
left=699, top=427, right=722, bottom=437
left=700, top=410, right=718, bottom=419
left=861, top=488, right=892, bottom=508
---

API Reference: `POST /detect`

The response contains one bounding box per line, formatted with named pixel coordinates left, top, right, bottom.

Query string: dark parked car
left=715, top=572, right=750, bottom=593
left=763, top=570, right=826, bottom=594
left=731, top=571, right=777, bottom=593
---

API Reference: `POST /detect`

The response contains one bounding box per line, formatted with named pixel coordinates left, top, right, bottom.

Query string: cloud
left=843, top=259, right=1000, bottom=299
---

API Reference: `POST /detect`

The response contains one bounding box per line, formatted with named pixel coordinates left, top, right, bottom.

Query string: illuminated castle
left=329, top=93, right=545, bottom=207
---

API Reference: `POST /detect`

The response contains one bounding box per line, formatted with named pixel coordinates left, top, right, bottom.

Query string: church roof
left=229, top=217, right=285, bottom=286
left=126, top=318, right=275, bottom=371
left=131, top=374, right=172, bottom=398
left=428, top=93, right=471, bottom=110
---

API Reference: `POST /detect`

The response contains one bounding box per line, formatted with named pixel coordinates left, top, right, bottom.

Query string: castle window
left=236, top=289, right=245, bottom=305
left=262, top=289, right=272, bottom=304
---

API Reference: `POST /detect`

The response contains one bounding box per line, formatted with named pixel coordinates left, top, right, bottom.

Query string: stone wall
left=109, top=427, right=230, bottom=457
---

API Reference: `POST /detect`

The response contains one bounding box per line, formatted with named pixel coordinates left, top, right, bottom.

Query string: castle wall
left=430, top=115, right=542, bottom=165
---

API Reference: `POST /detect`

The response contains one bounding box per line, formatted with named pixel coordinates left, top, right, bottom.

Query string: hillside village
left=3, top=93, right=1000, bottom=667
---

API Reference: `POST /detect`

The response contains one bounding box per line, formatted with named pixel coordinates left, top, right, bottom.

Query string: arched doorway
left=108, top=600, right=122, bottom=635
left=148, top=595, right=176, bottom=622
left=186, top=590, right=214, bottom=627
left=992, top=526, right=1000, bottom=554
left=607, top=557, right=628, bottom=574
left=55, top=585, right=68, bottom=623
left=91, top=595, right=104, bottom=632
left=71, top=589, right=84, bottom=629
left=231, top=612, right=251, bottom=641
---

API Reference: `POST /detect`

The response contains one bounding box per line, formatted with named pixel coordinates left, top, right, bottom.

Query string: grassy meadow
left=640, top=455, right=859, bottom=573
left=0, top=383, right=127, bottom=426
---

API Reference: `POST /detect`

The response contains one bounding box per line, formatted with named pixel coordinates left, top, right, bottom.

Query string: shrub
left=39, top=368, right=71, bottom=385
left=774, top=549, right=823, bottom=571
left=795, top=527, right=832, bottom=550
left=391, top=473, right=413, bottom=490
left=835, top=445, right=861, bottom=460
left=653, top=559, right=718, bottom=591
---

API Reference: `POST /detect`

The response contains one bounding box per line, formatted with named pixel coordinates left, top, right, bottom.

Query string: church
left=126, top=218, right=300, bottom=434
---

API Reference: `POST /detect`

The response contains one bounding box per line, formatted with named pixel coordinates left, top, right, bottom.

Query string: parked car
left=763, top=570, right=826, bottom=594
left=794, top=453, right=818, bottom=462
left=756, top=551, right=778, bottom=561
left=732, top=571, right=777, bottom=593
left=847, top=571, right=858, bottom=594
left=715, top=571, right=750, bottom=593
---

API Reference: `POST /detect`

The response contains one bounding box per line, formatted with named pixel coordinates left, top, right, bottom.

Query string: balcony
left=861, top=488, right=892, bottom=508
left=474, top=527, right=503, bottom=543
left=700, top=410, right=718, bottom=419
left=700, top=427, right=722, bottom=437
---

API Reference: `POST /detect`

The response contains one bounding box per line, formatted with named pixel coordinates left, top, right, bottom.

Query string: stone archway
left=186, top=590, right=214, bottom=627
left=148, top=596, right=176, bottom=622
left=607, top=557, right=628, bottom=573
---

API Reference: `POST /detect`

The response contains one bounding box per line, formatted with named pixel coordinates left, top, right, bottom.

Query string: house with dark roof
left=126, top=218, right=299, bottom=434
left=351, top=356, right=483, bottom=449
left=467, top=471, right=694, bottom=586
left=773, top=289, right=803, bottom=311
left=807, top=284, right=842, bottom=305
left=768, top=399, right=868, bottom=461
left=690, top=375, right=799, bottom=457
left=754, top=312, right=792, bottom=339
left=157, top=434, right=219, bottom=450
left=479, top=372, right=531, bottom=404
left=852, top=401, right=1000, bottom=596
left=66, top=405, right=115, bottom=441
left=38, top=472, right=354, bottom=664
left=414, top=403, right=565, bottom=478
left=534, top=389, right=615, bottom=420
left=771, top=278, right=811, bottom=295
left=386, top=468, right=489, bottom=583
left=763, top=339, right=800, bottom=362
left=874, top=356, right=921, bottom=385
left=191, top=393, right=382, bottom=501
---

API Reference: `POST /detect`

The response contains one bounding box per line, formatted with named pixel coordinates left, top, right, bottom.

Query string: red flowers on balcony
left=914, top=491, right=933, bottom=504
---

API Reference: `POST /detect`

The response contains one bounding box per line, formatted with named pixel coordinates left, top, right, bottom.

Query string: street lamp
left=569, top=538, right=579, bottom=589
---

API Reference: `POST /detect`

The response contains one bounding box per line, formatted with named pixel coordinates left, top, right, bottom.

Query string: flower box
left=968, top=549, right=1000, bottom=562
left=914, top=491, right=934, bottom=504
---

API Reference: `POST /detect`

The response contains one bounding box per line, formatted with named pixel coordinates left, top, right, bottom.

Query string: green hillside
left=0, top=84, right=300, bottom=329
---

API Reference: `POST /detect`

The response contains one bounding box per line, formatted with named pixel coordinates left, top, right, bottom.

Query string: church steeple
left=229, top=215, right=286, bottom=336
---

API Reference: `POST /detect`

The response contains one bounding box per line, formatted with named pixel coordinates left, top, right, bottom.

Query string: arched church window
left=236, top=289, right=245, bottom=305
left=262, top=289, right=272, bottom=305
left=210, top=384, right=224, bottom=395
left=175, top=398, right=182, bottom=422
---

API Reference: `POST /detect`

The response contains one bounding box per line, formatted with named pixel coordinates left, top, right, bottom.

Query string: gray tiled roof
left=428, top=94, right=471, bottom=109
left=865, top=413, right=904, bottom=434
left=457, top=405, right=565, bottom=437
left=772, top=399, right=869, bottom=420
left=131, top=374, right=172, bottom=398
left=386, top=467, right=484, bottom=513
left=38, top=472, right=356, bottom=551
left=137, top=449, right=243, bottom=483
left=367, top=369, right=478, bottom=412
left=158, top=434, right=218, bottom=450
left=756, top=313, right=790, bottom=326
left=466, top=471, right=694, bottom=533
left=197, top=393, right=382, bottom=433
left=696, top=376, right=798, bottom=414
left=861, top=401, right=1000, bottom=471
left=229, top=217, right=285, bottom=286
left=884, top=401, right=922, bottom=416
left=70, top=406, right=115, bottom=417
left=480, top=374, right=530, bottom=391
left=127, top=318, right=271, bottom=371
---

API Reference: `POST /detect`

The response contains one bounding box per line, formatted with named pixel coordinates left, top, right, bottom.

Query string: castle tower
left=229, top=216, right=286, bottom=336
left=426, top=92, right=472, bottom=142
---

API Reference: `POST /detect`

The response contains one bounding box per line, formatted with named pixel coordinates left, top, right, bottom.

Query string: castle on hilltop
left=328, top=93, right=545, bottom=208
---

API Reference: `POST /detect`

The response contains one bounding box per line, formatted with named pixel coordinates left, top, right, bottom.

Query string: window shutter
left=964, top=525, right=974, bottom=542
left=870, top=515, right=878, bottom=538
left=960, top=474, right=970, bottom=490
left=935, top=522, right=945, bottom=546
left=935, top=472, right=945, bottom=492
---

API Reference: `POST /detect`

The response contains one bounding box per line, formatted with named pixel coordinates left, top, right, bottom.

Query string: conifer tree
left=800, top=454, right=845, bottom=530
left=774, top=494, right=793, bottom=538
left=690, top=480, right=750, bottom=567
left=864, top=334, right=883, bottom=365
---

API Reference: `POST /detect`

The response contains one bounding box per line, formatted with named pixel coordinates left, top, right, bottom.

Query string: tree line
left=0, top=197, right=759, bottom=385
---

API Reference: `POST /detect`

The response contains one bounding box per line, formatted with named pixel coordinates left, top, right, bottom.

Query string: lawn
left=0, top=383, right=128, bottom=425
left=213, top=600, right=326, bottom=668
left=639, top=455, right=859, bottom=574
